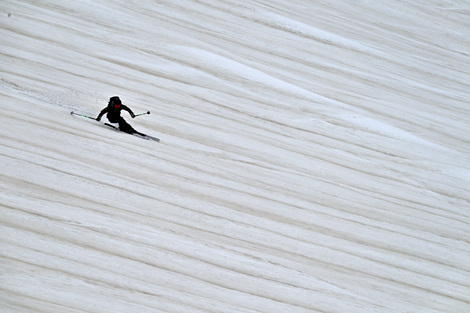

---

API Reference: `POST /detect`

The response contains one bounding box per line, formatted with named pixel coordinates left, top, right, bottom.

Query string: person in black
left=96, top=96, right=137, bottom=134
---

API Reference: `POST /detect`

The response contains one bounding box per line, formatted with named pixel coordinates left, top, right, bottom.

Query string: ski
left=105, top=123, right=160, bottom=142
left=132, top=133, right=161, bottom=142
left=71, top=111, right=160, bottom=142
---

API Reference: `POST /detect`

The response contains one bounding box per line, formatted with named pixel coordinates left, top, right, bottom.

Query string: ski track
left=1, top=0, right=470, bottom=312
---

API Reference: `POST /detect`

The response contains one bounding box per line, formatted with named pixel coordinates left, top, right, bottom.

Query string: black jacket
left=97, top=104, right=135, bottom=123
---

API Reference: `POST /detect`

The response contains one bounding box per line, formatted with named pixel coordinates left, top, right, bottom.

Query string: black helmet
left=109, top=96, right=121, bottom=105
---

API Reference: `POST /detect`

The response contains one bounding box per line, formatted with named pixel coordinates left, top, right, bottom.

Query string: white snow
left=1, top=0, right=470, bottom=312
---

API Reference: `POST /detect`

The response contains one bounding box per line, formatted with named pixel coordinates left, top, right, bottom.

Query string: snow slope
left=1, top=0, right=469, bottom=312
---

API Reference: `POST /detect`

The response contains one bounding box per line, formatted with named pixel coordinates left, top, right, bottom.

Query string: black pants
left=108, top=116, right=135, bottom=134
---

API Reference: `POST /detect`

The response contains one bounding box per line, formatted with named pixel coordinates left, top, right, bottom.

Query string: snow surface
left=1, top=0, right=470, bottom=312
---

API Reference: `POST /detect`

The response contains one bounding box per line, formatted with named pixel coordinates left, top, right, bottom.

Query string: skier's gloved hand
left=131, top=112, right=135, bottom=118
left=96, top=116, right=101, bottom=121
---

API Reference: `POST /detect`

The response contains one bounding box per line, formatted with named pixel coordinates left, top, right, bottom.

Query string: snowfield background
left=1, top=1, right=469, bottom=312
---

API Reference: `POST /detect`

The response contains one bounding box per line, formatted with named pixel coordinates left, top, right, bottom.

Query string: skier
left=96, top=96, right=139, bottom=134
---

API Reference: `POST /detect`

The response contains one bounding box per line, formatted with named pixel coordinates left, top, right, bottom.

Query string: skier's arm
left=122, top=105, right=135, bottom=118
left=96, top=107, right=108, bottom=121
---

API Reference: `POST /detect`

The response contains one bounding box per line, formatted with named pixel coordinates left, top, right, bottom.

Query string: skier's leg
left=107, top=114, right=119, bottom=124
left=118, top=118, right=137, bottom=134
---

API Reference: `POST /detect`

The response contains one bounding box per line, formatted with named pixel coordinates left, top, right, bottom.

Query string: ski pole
left=134, top=111, right=150, bottom=117
left=71, top=111, right=97, bottom=120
